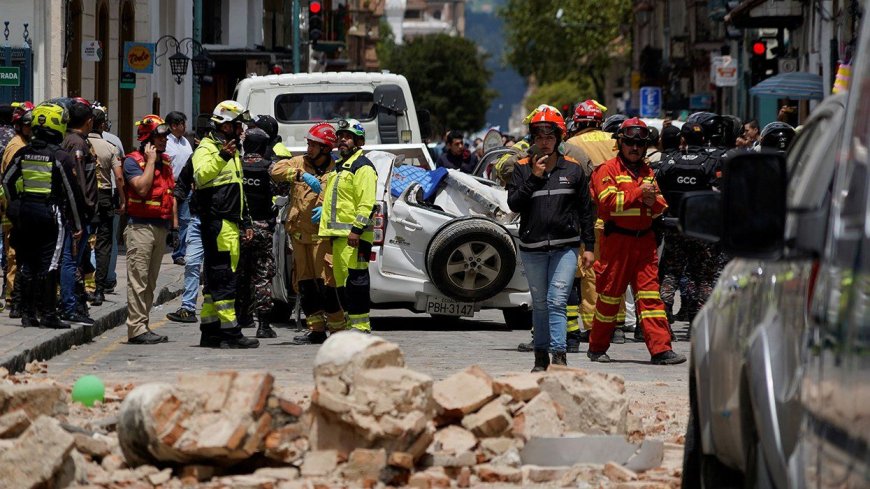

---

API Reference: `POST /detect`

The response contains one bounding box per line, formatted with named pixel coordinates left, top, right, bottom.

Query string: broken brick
left=432, top=366, right=495, bottom=420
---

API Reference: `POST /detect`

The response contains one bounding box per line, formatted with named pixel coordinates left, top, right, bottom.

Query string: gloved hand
left=311, top=206, right=322, bottom=224
left=301, top=172, right=322, bottom=194
left=168, top=228, right=180, bottom=249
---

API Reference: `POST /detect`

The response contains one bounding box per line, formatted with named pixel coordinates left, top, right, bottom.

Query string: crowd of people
left=487, top=100, right=796, bottom=371
left=0, top=98, right=380, bottom=349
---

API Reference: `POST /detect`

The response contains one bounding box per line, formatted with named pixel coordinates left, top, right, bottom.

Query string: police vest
left=656, top=151, right=714, bottom=215
left=242, top=157, right=275, bottom=221
left=124, top=151, right=175, bottom=220
left=19, top=150, right=54, bottom=196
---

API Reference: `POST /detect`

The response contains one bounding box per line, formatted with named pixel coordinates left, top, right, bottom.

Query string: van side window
left=274, top=93, right=376, bottom=123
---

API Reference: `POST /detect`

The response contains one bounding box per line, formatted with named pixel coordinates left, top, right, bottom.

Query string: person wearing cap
left=235, top=128, right=279, bottom=339
left=271, top=122, right=345, bottom=344
left=88, top=102, right=122, bottom=307
left=122, top=114, right=178, bottom=345
left=59, top=99, right=98, bottom=326
left=588, top=118, right=686, bottom=365
left=1, top=101, right=34, bottom=317
left=191, top=100, right=259, bottom=349
left=507, top=105, right=596, bottom=372
left=318, top=118, right=378, bottom=334
left=655, top=122, right=718, bottom=327
left=3, top=102, right=83, bottom=329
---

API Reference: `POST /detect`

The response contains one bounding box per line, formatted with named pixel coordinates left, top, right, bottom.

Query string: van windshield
left=274, top=93, right=376, bottom=123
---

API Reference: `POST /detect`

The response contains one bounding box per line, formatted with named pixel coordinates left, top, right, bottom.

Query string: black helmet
left=602, top=114, right=627, bottom=133
left=660, top=125, right=681, bottom=150
left=680, top=123, right=705, bottom=146
left=243, top=127, right=271, bottom=156
left=647, top=126, right=660, bottom=146
left=686, top=112, right=725, bottom=146
left=759, top=122, right=795, bottom=152
left=721, top=115, right=743, bottom=148
left=252, top=114, right=279, bottom=141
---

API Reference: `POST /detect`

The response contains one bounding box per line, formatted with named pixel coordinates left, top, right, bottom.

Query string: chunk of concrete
left=461, top=398, right=511, bottom=438
left=0, top=416, right=75, bottom=489
left=429, top=425, right=477, bottom=455
left=604, top=461, right=638, bottom=482
left=0, top=411, right=30, bottom=438
left=300, top=449, right=339, bottom=477
left=493, top=373, right=541, bottom=402
left=474, top=463, right=522, bottom=483
left=520, top=435, right=663, bottom=471
left=523, top=464, right=571, bottom=483
left=0, top=383, right=67, bottom=419
left=512, top=391, right=564, bottom=440
left=342, top=448, right=387, bottom=480
left=537, top=369, right=628, bottom=435
left=432, top=366, right=495, bottom=420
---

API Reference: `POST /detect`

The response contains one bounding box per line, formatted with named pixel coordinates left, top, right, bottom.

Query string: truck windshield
left=274, top=92, right=376, bottom=123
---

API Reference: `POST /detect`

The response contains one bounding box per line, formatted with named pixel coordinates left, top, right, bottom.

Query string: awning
left=749, top=72, right=824, bottom=100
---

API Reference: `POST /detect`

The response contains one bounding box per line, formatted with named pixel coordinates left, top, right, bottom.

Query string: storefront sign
left=123, top=42, right=154, bottom=74
left=82, top=40, right=102, bottom=62
left=120, top=71, right=136, bottom=89
left=712, top=55, right=738, bottom=87
left=0, top=66, right=21, bottom=87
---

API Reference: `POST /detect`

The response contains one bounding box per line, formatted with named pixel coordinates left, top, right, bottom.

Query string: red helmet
left=306, top=122, right=337, bottom=150
left=72, top=97, right=91, bottom=107
left=134, top=114, right=168, bottom=142
left=616, top=117, right=651, bottom=142
left=11, top=101, right=34, bottom=124
left=525, top=104, right=567, bottom=139
left=573, top=99, right=606, bottom=123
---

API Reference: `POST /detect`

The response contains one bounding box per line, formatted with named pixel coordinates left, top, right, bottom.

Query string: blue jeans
left=60, top=225, right=90, bottom=315
left=172, top=198, right=190, bottom=261
left=181, top=215, right=203, bottom=311
left=520, top=247, right=579, bottom=353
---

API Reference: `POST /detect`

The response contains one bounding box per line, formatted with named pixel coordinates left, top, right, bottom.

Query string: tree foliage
left=525, top=78, right=595, bottom=113
left=500, top=0, right=631, bottom=101
left=380, top=34, right=495, bottom=135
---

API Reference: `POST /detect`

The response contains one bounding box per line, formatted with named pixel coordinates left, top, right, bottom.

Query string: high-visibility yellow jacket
left=319, top=148, right=377, bottom=240
left=273, top=141, right=292, bottom=158
left=192, top=135, right=246, bottom=222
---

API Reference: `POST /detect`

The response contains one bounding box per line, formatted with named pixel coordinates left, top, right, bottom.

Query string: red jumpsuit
left=589, top=155, right=673, bottom=356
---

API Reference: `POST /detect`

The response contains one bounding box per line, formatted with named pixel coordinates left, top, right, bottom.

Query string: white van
left=233, top=72, right=431, bottom=146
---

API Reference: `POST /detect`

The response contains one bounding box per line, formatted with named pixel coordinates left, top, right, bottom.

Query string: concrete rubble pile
left=0, top=336, right=684, bottom=488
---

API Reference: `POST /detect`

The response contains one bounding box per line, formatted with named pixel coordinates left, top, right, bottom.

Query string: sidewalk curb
left=0, top=284, right=183, bottom=374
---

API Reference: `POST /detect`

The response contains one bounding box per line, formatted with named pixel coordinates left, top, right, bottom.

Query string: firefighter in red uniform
left=588, top=118, right=686, bottom=365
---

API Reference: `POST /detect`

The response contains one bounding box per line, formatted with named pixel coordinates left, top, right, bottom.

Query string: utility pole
left=193, top=0, right=202, bottom=118
left=292, top=0, right=300, bottom=73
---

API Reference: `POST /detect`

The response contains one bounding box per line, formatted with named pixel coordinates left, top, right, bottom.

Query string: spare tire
left=426, top=217, right=517, bottom=302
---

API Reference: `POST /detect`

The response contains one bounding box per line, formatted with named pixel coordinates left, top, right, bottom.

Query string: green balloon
left=71, top=375, right=105, bottom=407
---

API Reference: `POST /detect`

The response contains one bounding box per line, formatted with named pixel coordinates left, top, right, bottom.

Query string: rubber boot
left=256, top=316, right=277, bottom=339
left=531, top=349, right=550, bottom=373
left=38, top=272, right=68, bottom=329
left=551, top=351, right=567, bottom=366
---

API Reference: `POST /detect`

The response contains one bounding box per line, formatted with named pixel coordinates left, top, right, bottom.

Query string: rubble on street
left=0, top=336, right=685, bottom=488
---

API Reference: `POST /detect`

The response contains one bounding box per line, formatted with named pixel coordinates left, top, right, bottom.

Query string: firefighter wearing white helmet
left=191, top=100, right=260, bottom=349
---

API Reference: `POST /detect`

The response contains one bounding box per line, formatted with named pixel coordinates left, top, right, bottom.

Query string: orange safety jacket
left=124, top=151, right=175, bottom=220
left=591, top=155, right=667, bottom=231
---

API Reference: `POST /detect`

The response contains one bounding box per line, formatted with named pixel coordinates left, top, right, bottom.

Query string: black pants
left=200, top=216, right=239, bottom=331
left=93, top=190, right=114, bottom=292
left=13, top=200, right=63, bottom=319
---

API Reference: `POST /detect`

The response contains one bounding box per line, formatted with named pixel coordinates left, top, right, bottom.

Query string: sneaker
left=651, top=350, right=687, bottom=365
left=292, top=330, right=327, bottom=345
left=61, top=312, right=95, bottom=326
left=611, top=329, right=626, bottom=344
left=128, top=331, right=169, bottom=344
left=587, top=351, right=612, bottom=363
left=166, top=308, right=198, bottom=323
left=173, top=257, right=186, bottom=266
left=39, top=314, right=69, bottom=329
left=517, top=340, right=534, bottom=352
left=566, top=332, right=581, bottom=353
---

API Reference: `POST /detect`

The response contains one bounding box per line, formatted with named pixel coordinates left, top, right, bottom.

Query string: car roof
left=236, top=72, right=409, bottom=90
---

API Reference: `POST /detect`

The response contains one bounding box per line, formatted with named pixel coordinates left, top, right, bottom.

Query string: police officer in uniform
left=252, top=115, right=292, bottom=160
left=271, top=122, right=346, bottom=344
left=192, top=101, right=259, bottom=349
left=655, top=123, right=718, bottom=325
left=3, top=103, right=83, bottom=328
left=757, top=122, right=796, bottom=154
left=317, top=118, right=378, bottom=333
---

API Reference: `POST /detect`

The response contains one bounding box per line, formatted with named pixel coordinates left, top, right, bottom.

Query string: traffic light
left=749, top=39, right=771, bottom=86
left=309, top=1, right=323, bottom=44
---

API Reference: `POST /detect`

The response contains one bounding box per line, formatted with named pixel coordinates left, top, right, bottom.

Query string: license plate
left=425, top=296, right=474, bottom=317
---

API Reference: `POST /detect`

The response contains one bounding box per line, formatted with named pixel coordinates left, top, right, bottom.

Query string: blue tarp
left=390, top=166, right=449, bottom=201
left=749, top=72, right=824, bottom=100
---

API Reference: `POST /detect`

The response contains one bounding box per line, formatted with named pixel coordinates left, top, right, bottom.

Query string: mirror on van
left=720, top=150, right=787, bottom=259
left=417, top=109, right=432, bottom=140
left=679, top=191, right=722, bottom=242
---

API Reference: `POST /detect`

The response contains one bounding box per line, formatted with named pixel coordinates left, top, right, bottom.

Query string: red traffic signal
left=309, top=1, right=321, bottom=14
left=752, top=41, right=766, bottom=56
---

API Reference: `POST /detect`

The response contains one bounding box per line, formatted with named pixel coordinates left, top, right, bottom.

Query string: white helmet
left=210, top=100, right=250, bottom=125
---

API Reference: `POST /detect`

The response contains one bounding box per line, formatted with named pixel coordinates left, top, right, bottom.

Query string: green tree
left=500, top=0, right=631, bottom=101
left=525, top=78, right=595, bottom=113
left=380, top=34, right=496, bottom=135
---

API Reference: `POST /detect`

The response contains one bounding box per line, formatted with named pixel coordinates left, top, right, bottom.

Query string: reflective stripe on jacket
left=319, top=148, right=377, bottom=239
left=591, top=156, right=667, bottom=231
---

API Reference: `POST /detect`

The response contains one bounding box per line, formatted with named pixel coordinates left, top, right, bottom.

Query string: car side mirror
left=720, top=150, right=787, bottom=258
left=417, top=109, right=432, bottom=140
left=679, top=191, right=722, bottom=242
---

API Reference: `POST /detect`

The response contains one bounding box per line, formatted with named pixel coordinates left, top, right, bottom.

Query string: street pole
left=292, top=0, right=300, bottom=73
left=193, top=0, right=202, bottom=118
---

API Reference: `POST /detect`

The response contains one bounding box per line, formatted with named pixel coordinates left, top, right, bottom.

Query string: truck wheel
left=426, top=218, right=516, bottom=302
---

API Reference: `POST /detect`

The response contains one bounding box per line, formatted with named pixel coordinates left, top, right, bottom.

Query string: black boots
left=292, top=330, right=328, bottom=345
left=551, top=351, right=567, bottom=366
left=200, top=326, right=260, bottom=349
left=531, top=349, right=550, bottom=373
left=255, top=317, right=277, bottom=339
left=566, top=331, right=582, bottom=353
left=91, top=289, right=105, bottom=306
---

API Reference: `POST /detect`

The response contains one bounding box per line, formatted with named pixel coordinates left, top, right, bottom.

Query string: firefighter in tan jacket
left=270, top=123, right=345, bottom=344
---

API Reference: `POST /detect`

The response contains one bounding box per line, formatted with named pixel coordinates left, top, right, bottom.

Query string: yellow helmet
left=31, top=103, right=69, bottom=135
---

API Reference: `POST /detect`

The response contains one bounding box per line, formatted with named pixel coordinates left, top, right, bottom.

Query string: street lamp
left=155, top=35, right=212, bottom=85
